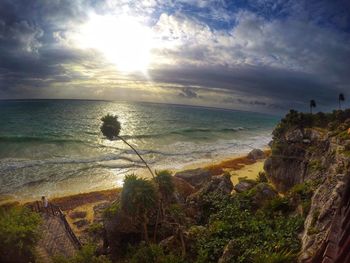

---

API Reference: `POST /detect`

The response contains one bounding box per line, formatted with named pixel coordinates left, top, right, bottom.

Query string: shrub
left=308, top=160, right=325, bottom=172
left=254, top=250, right=296, bottom=263
left=87, top=223, right=104, bottom=237
left=53, top=244, right=111, bottom=263
left=264, top=196, right=291, bottom=214
left=290, top=182, right=314, bottom=201
left=0, top=206, right=42, bottom=263
left=127, top=243, right=184, bottom=263
left=155, top=170, right=175, bottom=202
left=103, top=202, right=120, bottom=219
left=257, top=171, right=268, bottom=183
left=192, top=193, right=304, bottom=263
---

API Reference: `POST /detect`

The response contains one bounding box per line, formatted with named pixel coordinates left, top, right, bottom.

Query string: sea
left=0, top=100, right=280, bottom=200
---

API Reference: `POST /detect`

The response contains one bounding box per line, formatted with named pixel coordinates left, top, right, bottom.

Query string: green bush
left=0, top=206, right=42, bottom=263
left=264, top=196, right=291, bottom=214
left=191, top=193, right=304, bottom=263
left=53, top=244, right=111, bottom=263
left=257, top=171, right=268, bottom=183
left=308, top=160, right=325, bottom=172
left=254, top=250, right=296, bottom=263
left=103, top=202, right=120, bottom=219
left=290, top=182, right=314, bottom=201
left=127, top=243, right=184, bottom=263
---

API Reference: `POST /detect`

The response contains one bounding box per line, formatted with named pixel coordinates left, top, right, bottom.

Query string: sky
left=0, top=0, right=349, bottom=113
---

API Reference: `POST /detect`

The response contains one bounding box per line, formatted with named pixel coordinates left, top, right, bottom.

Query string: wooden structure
left=29, top=201, right=82, bottom=250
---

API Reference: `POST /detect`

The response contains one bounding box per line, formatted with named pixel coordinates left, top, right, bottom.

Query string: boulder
left=189, top=174, right=233, bottom=200
left=285, top=128, right=304, bottom=142
left=234, top=180, right=256, bottom=193
left=175, top=168, right=211, bottom=188
left=251, top=183, right=277, bottom=207
left=172, top=176, right=196, bottom=203
left=247, top=149, right=265, bottom=161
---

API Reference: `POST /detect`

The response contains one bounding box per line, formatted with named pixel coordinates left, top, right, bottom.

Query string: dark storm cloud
left=0, top=0, right=350, bottom=113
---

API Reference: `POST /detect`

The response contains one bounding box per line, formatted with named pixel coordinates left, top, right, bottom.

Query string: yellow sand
left=229, top=161, right=264, bottom=185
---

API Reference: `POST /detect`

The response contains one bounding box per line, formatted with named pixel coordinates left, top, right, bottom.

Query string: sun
left=78, top=14, right=153, bottom=73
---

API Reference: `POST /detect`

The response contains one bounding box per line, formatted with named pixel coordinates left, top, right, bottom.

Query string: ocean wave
left=0, top=135, right=85, bottom=144
left=0, top=154, right=143, bottom=172
left=121, top=126, right=246, bottom=139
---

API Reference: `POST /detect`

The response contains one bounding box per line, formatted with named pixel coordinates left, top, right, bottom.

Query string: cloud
left=0, top=0, right=349, bottom=113
left=178, top=87, right=198, bottom=99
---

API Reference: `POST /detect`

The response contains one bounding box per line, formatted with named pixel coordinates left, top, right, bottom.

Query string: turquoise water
left=0, top=100, right=279, bottom=199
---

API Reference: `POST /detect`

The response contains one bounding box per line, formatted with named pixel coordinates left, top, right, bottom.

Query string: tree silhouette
left=339, top=93, right=345, bottom=110
left=100, top=114, right=155, bottom=178
left=121, top=174, right=157, bottom=243
left=310, top=100, right=316, bottom=114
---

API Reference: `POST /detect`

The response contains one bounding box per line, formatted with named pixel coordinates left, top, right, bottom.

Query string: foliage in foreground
left=126, top=243, right=184, bottom=263
left=53, top=244, right=111, bottom=263
left=0, top=206, right=42, bottom=263
left=191, top=191, right=304, bottom=263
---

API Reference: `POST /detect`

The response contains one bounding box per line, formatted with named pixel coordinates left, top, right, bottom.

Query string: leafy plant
left=121, top=174, right=158, bottom=243
left=0, top=206, right=42, bottom=263
left=127, top=243, right=184, bottom=263
left=53, top=244, right=111, bottom=263
left=191, top=192, right=304, bottom=263
left=103, top=202, right=120, bottom=219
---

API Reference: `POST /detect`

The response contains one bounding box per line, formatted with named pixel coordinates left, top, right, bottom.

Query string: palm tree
left=339, top=93, right=345, bottom=110
left=153, top=170, right=175, bottom=240
left=121, top=174, right=158, bottom=243
left=100, top=114, right=155, bottom=178
left=310, top=100, right=316, bottom=114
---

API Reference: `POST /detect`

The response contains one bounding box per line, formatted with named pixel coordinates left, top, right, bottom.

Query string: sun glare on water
left=78, top=14, right=153, bottom=73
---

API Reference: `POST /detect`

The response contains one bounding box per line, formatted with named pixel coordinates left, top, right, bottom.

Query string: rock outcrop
left=264, top=123, right=350, bottom=262
left=175, top=168, right=212, bottom=188
left=247, top=148, right=265, bottom=161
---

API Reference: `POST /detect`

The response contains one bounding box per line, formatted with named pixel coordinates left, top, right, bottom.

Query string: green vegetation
left=308, top=160, right=326, bottom=172
left=53, top=244, right=111, bottom=263
left=121, top=174, right=158, bottom=243
left=0, top=206, right=42, bottom=263
left=254, top=250, right=296, bottom=263
left=257, top=171, right=268, bottom=183
left=155, top=170, right=175, bottom=202
left=103, top=202, right=120, bottom=219
left=127, top=243, right=184, bottom=263
left=191, top=192, right=304, bottom=263
left=272, top=108, right=350, bottom=140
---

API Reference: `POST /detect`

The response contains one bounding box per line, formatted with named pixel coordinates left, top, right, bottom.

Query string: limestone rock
left=251, top=183, right=277, bottom=207
left=172, top=176, right=196, bottom=203
left=247, top=149, right=265, bottom=160
left=285, top=128, right=303, bottom=142
left=175, top=168, right=211, bottom=188
left=234, top=180, right=256, bottom=193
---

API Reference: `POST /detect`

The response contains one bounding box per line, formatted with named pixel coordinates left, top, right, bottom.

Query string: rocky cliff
left=264, top=109, right=350, bottom=262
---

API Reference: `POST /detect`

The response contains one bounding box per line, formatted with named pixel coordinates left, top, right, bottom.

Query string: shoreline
left=1, top=149, right=270, bottom=208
